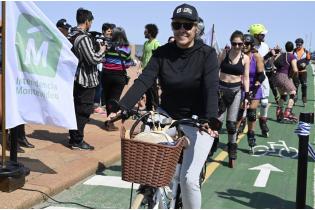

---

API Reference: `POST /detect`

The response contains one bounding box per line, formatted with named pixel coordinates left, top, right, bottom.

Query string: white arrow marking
left=249, top=163, right=283, bottom=187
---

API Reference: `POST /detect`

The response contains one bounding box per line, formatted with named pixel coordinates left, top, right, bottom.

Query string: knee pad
left=281, top=95, right=288, bottom=102
left=260, top=98, right=268, bottom=108
left=237, top=109, right=245, bottom=121
left=289, top=94, right=295, bottom=100
left=247, top=109, right=257, bottom=122
left=226, top=121, right=237, bottom=135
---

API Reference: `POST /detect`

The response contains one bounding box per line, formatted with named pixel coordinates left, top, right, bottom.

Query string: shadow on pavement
left=106, top=165, right=122, bottom=172
left=89, top=118, right=105, bottom=130
left=27, top=130, right=68, bottom=146
left=19, top=157, right=56, bottom=174
left=216, top=189, right=313, bottom=209
left=208, top=158, right=229, bottom=168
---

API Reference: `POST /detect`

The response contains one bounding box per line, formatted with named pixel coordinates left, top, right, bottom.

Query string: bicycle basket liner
left=133, top=130, right=174, bottom=144
left=120, top=127, right=185, bottom=187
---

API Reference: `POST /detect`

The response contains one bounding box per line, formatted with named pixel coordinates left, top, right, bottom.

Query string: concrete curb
left=0, top=115, right=122, bottom=208
left=0, top=149, right=121, bottom=209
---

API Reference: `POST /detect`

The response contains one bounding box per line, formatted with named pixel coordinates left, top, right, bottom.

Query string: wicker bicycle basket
left=121, top=127, right=185, bottom=188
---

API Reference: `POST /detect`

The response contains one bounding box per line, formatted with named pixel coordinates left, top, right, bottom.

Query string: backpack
left=264, top=59, right=273, bottom=72
left=274, top=52, right=289, bottom=69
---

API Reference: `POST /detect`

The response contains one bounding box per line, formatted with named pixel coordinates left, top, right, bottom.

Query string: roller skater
left=217, top=31, right=250, bottom=168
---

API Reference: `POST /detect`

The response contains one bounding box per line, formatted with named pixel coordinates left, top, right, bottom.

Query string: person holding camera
left=68, top=8, right=106, bottom=150
left=102, top=27, right=134, bottom=131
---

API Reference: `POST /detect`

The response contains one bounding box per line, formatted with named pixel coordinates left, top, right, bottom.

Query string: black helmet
left=295, top=38, right=304, bottom=44
left=197, top=17, right=205, bottom=37
left=244, top=34, right=255, bottom=45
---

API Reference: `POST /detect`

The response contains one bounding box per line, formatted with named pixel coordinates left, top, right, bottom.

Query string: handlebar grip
left=108, top=109, right=133, bottom=123
left=208, top=118, right=222, bottom=131
left=108, top=113, right=123, bottom=123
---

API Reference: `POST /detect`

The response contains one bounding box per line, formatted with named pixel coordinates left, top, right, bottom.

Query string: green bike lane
left=34, top=66, right=315, bottom=209
left=202, top=66, right=315, bottom=209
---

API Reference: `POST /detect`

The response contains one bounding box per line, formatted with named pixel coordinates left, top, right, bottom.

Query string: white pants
left=149, top=108, right=214, bottom=208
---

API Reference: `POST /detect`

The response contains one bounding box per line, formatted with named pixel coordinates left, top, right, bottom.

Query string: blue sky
left=35, top=1, right=315, bottom=51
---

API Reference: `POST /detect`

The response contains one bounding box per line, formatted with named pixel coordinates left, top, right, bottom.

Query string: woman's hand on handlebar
left=201, top=123, right=219, bottom=138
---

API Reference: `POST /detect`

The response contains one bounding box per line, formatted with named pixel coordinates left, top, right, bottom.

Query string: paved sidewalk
left=0, top=66, right=141, bottom=208
left=0, top=113, right=133, bottom=208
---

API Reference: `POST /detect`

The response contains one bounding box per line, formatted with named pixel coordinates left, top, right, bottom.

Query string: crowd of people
left=1, top=3, right=314, bottom=209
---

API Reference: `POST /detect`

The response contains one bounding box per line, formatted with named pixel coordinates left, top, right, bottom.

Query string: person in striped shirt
left=102, top=27, right=134, bottom=131
left=68, top=8, right=106, bottom=150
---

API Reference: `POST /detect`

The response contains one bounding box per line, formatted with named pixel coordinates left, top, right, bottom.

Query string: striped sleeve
left=79, top=36, right=104, bottom=66
left=119, top=47, right=133, bottom=68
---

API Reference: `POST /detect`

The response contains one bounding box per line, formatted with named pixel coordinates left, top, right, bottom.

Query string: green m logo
left=15, top=13, right=62, bottom=77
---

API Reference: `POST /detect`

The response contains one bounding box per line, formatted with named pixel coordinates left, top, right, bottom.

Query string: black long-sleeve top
left=120, top=39, right=219, bottom=120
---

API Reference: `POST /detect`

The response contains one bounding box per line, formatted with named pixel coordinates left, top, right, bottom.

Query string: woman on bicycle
left=119, top=3, right=219, bottom=208
left=236, top=34, right=265, bottom=152
left=217, top=30, right=250, bottom=168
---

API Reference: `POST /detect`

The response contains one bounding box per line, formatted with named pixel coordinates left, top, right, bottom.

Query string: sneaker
left=104, top=121, right=119, bottom=131
left=94, top=107, right=106, bottom=114
left=70, top=141, right=95, bottom=150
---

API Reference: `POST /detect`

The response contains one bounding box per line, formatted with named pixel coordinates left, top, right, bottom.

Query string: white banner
left=5, top=1, right=78, bottom=129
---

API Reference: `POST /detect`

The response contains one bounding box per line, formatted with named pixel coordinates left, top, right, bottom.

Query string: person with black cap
left=293, top=38, right=311, bottom=106
left=118, top=3, right=219, bottom=208
left=56, top=18, right=72, bottom=37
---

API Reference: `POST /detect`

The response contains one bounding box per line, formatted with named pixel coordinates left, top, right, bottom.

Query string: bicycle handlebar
left=108, top=109, right=139, bottom=124
left=170, top=117, right=222, bottom=132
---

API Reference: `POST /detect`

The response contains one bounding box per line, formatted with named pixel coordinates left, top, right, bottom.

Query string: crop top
left=220, top=52, right=245, bottom=76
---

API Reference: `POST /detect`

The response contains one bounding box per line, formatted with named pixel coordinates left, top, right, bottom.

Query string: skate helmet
left=248, top=24, right=268, bottom=35
left=295, top=38, right=304, bottom=44
left=243, top=34, right=255, bottom=46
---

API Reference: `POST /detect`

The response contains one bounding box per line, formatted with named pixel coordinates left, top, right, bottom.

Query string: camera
left=89, top=31, right=118, bottom=51
left=88, top=31, right=105, bottom=51
left=274, top=48, right=281, bottom=54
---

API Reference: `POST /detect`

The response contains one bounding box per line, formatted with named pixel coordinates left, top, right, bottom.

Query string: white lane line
left=44, top=207, right=77, bottom=209
left=83, top=175, right=140, bottom=189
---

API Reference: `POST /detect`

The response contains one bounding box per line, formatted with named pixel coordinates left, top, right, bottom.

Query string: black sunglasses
left=171, top=22, right=194, bottom=30
left=231, top=42, right=243, bottom=47
left=244, top=42, right=251, bottom=46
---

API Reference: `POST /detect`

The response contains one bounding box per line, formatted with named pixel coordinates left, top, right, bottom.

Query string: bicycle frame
left=115, top=105, right=221, bottom=209
left=150, top=163, right=182, bottom=209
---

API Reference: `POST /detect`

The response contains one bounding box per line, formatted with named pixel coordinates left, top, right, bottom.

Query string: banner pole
left=210, top=24, right=214, bottom=48
left=1, top=1, right=6, bottom=168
